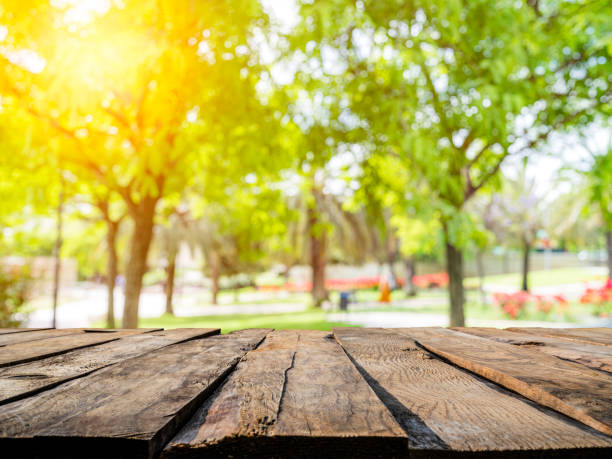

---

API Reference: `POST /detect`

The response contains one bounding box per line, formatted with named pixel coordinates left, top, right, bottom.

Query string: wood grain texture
left=0, top=328, right=219, bottom=404
left=0, top=328, right=270, bottom=459
left=399, top=327, right=612, bottom=436
left=334, top=327, right=612, bottom=456
left=0, top=328, right=157, bottom=347
left=0, top=329, right=83, bottom=347
left=0, top=332, right=124, bottom=368
left=506, top=327, right=612, bottom=347
left=454, top=327, right=612, bottom=374
left=163, top=329, right=407, bottom=459
left=0, top=328, right=50, bottom=335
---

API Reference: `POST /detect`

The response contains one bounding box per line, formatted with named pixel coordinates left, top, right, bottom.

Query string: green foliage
left=1, top=0, right=612, bottom=325
left=186, top=182, right=292, bottom=278
left=61, top=219, right=110, bottom=279
left=0, top=265, right=31, bottom=327
left=292, top=0, right=611, bottom=247
left=588, top=150, right=612, bottom=229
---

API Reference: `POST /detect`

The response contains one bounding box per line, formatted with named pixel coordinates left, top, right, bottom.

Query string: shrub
left=0, top=265, right=31, bottom=327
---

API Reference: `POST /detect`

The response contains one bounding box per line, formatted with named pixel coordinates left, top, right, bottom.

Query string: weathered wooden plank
left=0, top=328, right=84, bottom=347
left=334, top=327, right=612, bottom=456
left=507, top=327, right=612, bottom=347
left=163, top=329, right=407, bottom=459
left=0, top=328, right=219, bottom=405
left=0, top=328, right=271, bottom=459
left=454, top=327, right=612, bottom=374
left=0, top=328, right=50, bottom=335
left=0, top=328, right=158, bottom=347
left=0, top=333, right=127, bottom=368
left=400, top=327, right=612, bottom=436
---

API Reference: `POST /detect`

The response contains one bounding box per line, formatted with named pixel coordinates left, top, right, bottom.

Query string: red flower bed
left=325, top=276, right=382, bottom=290
left=259, top=275, right=408, bottom=293
left=579, top=279, right=612, bottom=317
left=492, top=291, right=568, bottom=319
left=412, top=272, right=449, bottom=289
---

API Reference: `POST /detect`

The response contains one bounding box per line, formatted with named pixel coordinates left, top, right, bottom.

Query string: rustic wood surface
left=0, top=327, right=158, bottom=347
left=0, top=328, right=161, bottom=368
left=0, top=326, right=610, bottom=458
left=334, top=327, right=612, bottom=455
left=164, top=330, right=407, bottom=458
left=400, top=327, right=612, bottom=436
left=0, top=328, right=50, bottom=335
left=0, top=328, right=219, bottom=404
left=0, top=329, right=269, bottom=458
left=453, top=327, right=612, bottom=374
left=506, top=327, right=612, bottom=347
left=0, top=332, right=121, bottom=367
left=0, top=328, right=83, bottom=347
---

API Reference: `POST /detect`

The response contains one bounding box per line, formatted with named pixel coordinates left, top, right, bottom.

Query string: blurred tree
left=291, top=0, right=612, bottom=325
left=586, top=150, right=612, bottom=279
left=350, top=153, right=442, bottom=295
left=1, top=0, right=275, bottom=326
left=551, top=126, right=612, bottom=277
left=184, top=183, right=289, bottom=304
left=155, top=208, right=191, bottom=316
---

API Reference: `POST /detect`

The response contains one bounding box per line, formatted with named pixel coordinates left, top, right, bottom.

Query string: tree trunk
left=105, top=220, right=119, bottom=328
left=476, top=249, right=487, bottom=305
left=444, top=229, right=465, bottom=327
left=122, top=197, right=157, bottom=328
left=52, top=176, right=64, bottom=329
left=606, top=230, right=612, bottom=280
left=165, top=248, right=176, bottom=316
left=308, top=204, right=327, bottom=307
left=521, top=239, right=531, bottom=292
left=211, top=251, right=220, bottom=305
left=403, top=257, right=417, bottom=296
left=385, top=236, right=399, bottom=290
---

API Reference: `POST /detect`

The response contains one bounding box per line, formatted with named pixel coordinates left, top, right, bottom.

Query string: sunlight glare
left=51, top=0, right=112, bottom=24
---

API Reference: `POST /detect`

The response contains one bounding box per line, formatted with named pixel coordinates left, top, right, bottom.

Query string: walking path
left=25, top=281, right=610, bottom=329
left=25, top=286, right=306, bottom=328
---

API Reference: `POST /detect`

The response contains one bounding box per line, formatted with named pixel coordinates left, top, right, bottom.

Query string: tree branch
left=465, top=100, right=601, bottom=201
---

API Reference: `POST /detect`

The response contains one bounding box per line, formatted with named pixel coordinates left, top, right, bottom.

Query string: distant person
left=378, top=276, right=391, bottom=303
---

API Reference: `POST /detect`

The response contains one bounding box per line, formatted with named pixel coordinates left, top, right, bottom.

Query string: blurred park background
left=1, top=0, right=611, bottom=332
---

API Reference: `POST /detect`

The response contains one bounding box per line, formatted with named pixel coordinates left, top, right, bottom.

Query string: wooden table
left=0, top=326, right=610, bottom=458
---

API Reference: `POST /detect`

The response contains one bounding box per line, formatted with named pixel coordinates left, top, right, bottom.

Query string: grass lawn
left=137, top=309, right=356, bottom=333
left=194, top=290, right=311, bottom=306
left=464, top=267, right=606, bottom=289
